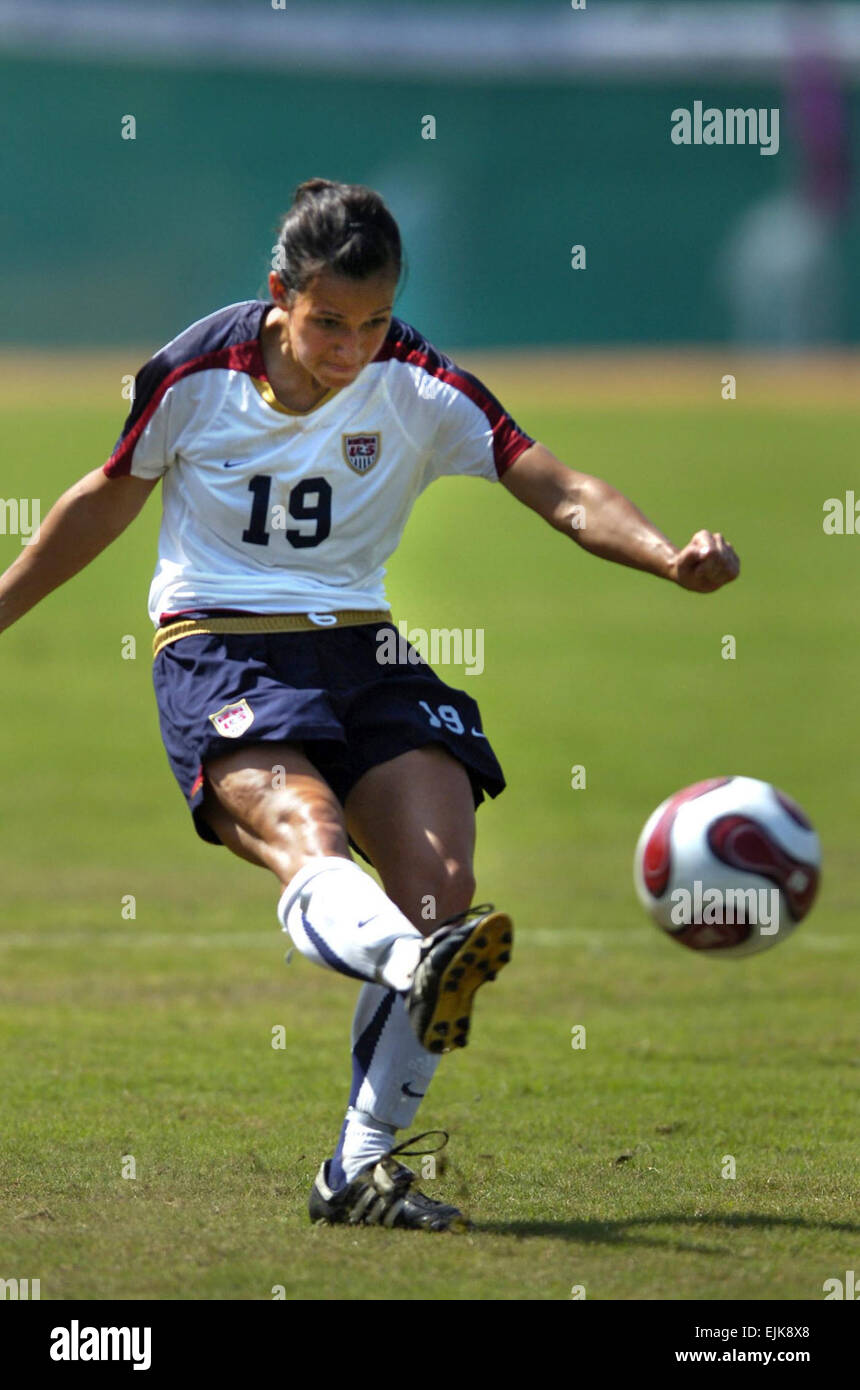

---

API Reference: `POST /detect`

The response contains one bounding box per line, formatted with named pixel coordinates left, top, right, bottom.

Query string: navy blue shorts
left=152, top=620, right=505, bottom=849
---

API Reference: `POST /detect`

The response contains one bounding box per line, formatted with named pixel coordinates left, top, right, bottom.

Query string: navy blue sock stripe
left=329, top=990, right=398, bottom=1191
left=301, top=912, right=376, bottom=984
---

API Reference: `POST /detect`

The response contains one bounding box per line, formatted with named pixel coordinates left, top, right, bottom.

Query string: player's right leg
left=199, top=742, right=428, bottom=993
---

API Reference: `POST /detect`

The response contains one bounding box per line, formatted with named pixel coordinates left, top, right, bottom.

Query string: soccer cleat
left=406, top=903, right=513, bottom=1053
left=308, top=1131, right=471, bottom=1232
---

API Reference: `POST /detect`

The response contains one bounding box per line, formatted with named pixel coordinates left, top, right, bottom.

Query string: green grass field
left=1, top=367, right=857, bottom=1301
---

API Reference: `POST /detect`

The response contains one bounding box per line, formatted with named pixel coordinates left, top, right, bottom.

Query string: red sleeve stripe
left=103, top=339, right=264, bottom=478
left=375, top=325, right=534, bottom=477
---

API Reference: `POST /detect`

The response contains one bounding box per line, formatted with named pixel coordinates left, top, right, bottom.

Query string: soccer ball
left=633, top=776, right=821, bottom=958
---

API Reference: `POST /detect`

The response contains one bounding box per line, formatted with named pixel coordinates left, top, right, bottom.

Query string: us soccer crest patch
left=208, top=698, right=255, bottom=739
left=342, top=432, right=381, bottom=474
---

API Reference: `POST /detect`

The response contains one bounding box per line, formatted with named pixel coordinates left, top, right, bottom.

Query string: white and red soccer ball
left=633, top=776, right=821, bottom=958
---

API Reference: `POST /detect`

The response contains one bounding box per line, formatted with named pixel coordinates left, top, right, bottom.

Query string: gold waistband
left=153, top=609, right=393, bottom=658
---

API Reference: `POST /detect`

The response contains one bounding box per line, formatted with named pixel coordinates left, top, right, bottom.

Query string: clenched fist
left=669, top=530, right=740, bottom=593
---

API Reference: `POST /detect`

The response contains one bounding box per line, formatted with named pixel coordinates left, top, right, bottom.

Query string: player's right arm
left=0, top=468, right=159, bottom=636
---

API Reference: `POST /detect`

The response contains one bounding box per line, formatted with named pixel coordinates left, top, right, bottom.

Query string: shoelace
left=435, top=902, right=495, bottom=932
left=385, top=1129, right=450, bottom=1161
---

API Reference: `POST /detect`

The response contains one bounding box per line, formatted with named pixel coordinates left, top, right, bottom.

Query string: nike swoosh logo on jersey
left=401, top=1083, right=426, bottom=1098
left=222, top=459, right=244, bottom=468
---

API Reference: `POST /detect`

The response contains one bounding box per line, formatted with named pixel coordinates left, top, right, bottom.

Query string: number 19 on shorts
left=418, top=701, right=486, bottom=739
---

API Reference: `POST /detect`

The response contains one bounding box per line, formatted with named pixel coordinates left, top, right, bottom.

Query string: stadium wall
left=2, top=45, right=858, bottom=348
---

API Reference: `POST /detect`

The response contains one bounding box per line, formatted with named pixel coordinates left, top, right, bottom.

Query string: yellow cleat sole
left=421, top=911, right=514, bottom=1053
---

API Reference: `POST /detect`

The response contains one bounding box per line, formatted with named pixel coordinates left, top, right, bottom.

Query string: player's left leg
left=344, top=743, right=477, bottom=931
left=311, top=745, right=510, bottom=1223
left=345, top=744, right=512, bottom=1059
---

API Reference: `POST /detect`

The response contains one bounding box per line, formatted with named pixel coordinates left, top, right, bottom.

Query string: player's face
left=271, top=267, right=397, bottom=391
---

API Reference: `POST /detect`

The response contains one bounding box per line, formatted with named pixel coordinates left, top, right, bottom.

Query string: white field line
left=0, top=927, right=851, bottom=951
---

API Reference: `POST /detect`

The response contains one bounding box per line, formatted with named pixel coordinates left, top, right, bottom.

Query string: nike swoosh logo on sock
left=401, top=1082, right=426, bottom=1098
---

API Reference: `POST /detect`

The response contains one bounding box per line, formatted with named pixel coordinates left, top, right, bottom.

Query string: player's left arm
left=501, top=441, right=739, bottom=593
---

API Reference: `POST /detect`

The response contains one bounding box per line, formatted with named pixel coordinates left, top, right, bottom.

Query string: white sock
left=277, top=856, right=424, bottom=990
left=329, top=983, right=443, bottom=1188
left=336, top=1110, right=397, bottom=1185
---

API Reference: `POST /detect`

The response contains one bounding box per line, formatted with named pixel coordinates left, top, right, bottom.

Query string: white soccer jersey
left=104, top=301, right=535, bottom=625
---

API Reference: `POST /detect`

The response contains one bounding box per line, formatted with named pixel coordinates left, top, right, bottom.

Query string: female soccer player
left=0, top=178, right=739, bottom=1232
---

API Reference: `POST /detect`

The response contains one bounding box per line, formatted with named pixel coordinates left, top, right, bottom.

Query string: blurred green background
left=1, top=0, right=859, bottom=348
